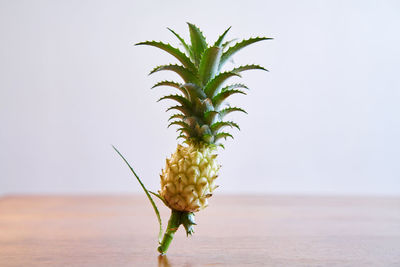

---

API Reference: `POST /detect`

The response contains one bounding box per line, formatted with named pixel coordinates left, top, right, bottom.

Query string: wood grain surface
left=0, top=195, right=399, bottom=266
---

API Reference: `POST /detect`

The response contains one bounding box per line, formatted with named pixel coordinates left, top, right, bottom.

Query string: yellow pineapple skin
left=160, top=142, right=220, bottom=212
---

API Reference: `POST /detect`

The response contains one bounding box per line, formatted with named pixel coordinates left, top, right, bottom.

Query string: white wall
left=1, top=0, right=399, bottom=196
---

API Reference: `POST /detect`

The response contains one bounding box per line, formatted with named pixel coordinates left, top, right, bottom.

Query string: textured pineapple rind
left=160, top=142, right=220, bottom=212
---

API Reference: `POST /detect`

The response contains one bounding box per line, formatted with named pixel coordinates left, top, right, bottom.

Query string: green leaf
left=166, top=105, right=191, bottom=116
left=112, top=146, right=163, bottom=244
left=135, top=41, right=196, bottom=72
left=221, top=83, right=248, bottom=92
left=231, top=64, right=268, bottom=74
left=198, top=47, right=222, bottom=85
left=214, top=26, right=231, bottom=47
left=214, top=132, right=234, bottom=142
left=158, top=94, right=192, bottom=109
left=210, top=121, right=240, bottom=133
left=212, top=89, right=247, bottom=109
left=177, top=127, right=192, bottom=136
left=167, top=27, right=192, bottom=59
left=220, top=37, right=272, bottom=68
left=222, top=38, right=238, bottom=49
left=168, top=114, right=185, bottom=121
left=204, top=71, right=241, bottom=98
left=152, top=80, right=189, bottom=98
left=149, top=64, right=198, bottom=84
left=187, top=23, right=208, bottom=66
left=219, top=107, right=247, bottom=118
left=168, top=120, right=190, bottom=129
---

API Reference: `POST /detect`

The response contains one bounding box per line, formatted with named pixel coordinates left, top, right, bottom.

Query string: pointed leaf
left=177, top=127, right=192, bottom=136
left=198, top=47, right=222, bottom=85
left=222, top=38, right=238, bottom=49
left=167, top=28, right=192, bottom=59
left=227, top=121, right=240, bottom=130
left=213, top=89, right=247, bottom=109
left=158, top=94, right=192, bottom=108
left=231, top=64, right=268, bottom=74
left=210, top=121, right=240, bottom=133
left=214, top=26, right=231, bottom=47
left=152, top=80, right=189, bottom=98
left=166, top=105, right=191, bottom=116
left=168, top=114, right=185, bottom=121
left=204, top=71, right=241, bottom=98
left=112, top=146, right=163, bottom=243
left=221, top=83, right=249, bottom=92
left=187, top=23, right=208, bottom=65
left=214, top=132, right=234, bottom=142
left=135, top=41, right=196, bottom=72
left=220, top=37, right=272, bottom=68
left=149, top=64, right=198, bottom=84
left=219, top=107, right=247, bottom=118
left=168, top=120, right=191, bottom=129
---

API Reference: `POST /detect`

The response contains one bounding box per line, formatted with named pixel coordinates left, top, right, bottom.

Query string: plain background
left=1, top=0, right=399, bottom=196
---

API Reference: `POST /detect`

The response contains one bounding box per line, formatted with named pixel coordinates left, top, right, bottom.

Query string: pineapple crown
left=136, top=23, right=272, bottom=147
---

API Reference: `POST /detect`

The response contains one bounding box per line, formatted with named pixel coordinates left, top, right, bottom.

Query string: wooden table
left=0, top=195, right=399, bottom=266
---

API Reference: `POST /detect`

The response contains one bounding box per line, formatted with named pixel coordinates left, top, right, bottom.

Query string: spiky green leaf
left=214, top=132, right=234, bottom=142
left=177, top=127, right=192, bottom=136
left=198, top=47, right=222, bottom=85
left=135, top=41, right=196, bottom=72
left=213, top=89, right=247, bottom=109
left=149, top=64, right=198, bottom=84
left=168, top=120, right=191, bottom=129
left=231, top=64, right=268, bottom=74
left=158, top=94, right=192, bottom=108
left=167, top=28, right=192, bottom=59
left=187, top=23, right=208, bottom=65
left=166, top=105, right=191, bottom=116
left=214, top=26, right=231, bottom=47
left=221, top=83, right=249, bottom=92
left=204, top=72, right=241, bottom=98
left=152, top=81, right=189, bottom=98
left=210, top=121, right=240, bottom=133
left=168, top=114, right=185, bottom=121
left=220, top=37, right=272, bottom=68
left=219, top=107, right=247, bottom=118
left=222, top=38, right=238, bottom=49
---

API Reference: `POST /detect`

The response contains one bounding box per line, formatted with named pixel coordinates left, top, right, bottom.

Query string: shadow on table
left=158, top=255, right=171, bottom=267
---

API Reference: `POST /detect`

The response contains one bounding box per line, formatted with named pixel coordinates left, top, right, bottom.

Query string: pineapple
left=134, top=23, right=271, bottom=254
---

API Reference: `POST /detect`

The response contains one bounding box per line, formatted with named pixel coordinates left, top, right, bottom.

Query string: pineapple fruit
left=135, top=23, right=271, bottom=254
